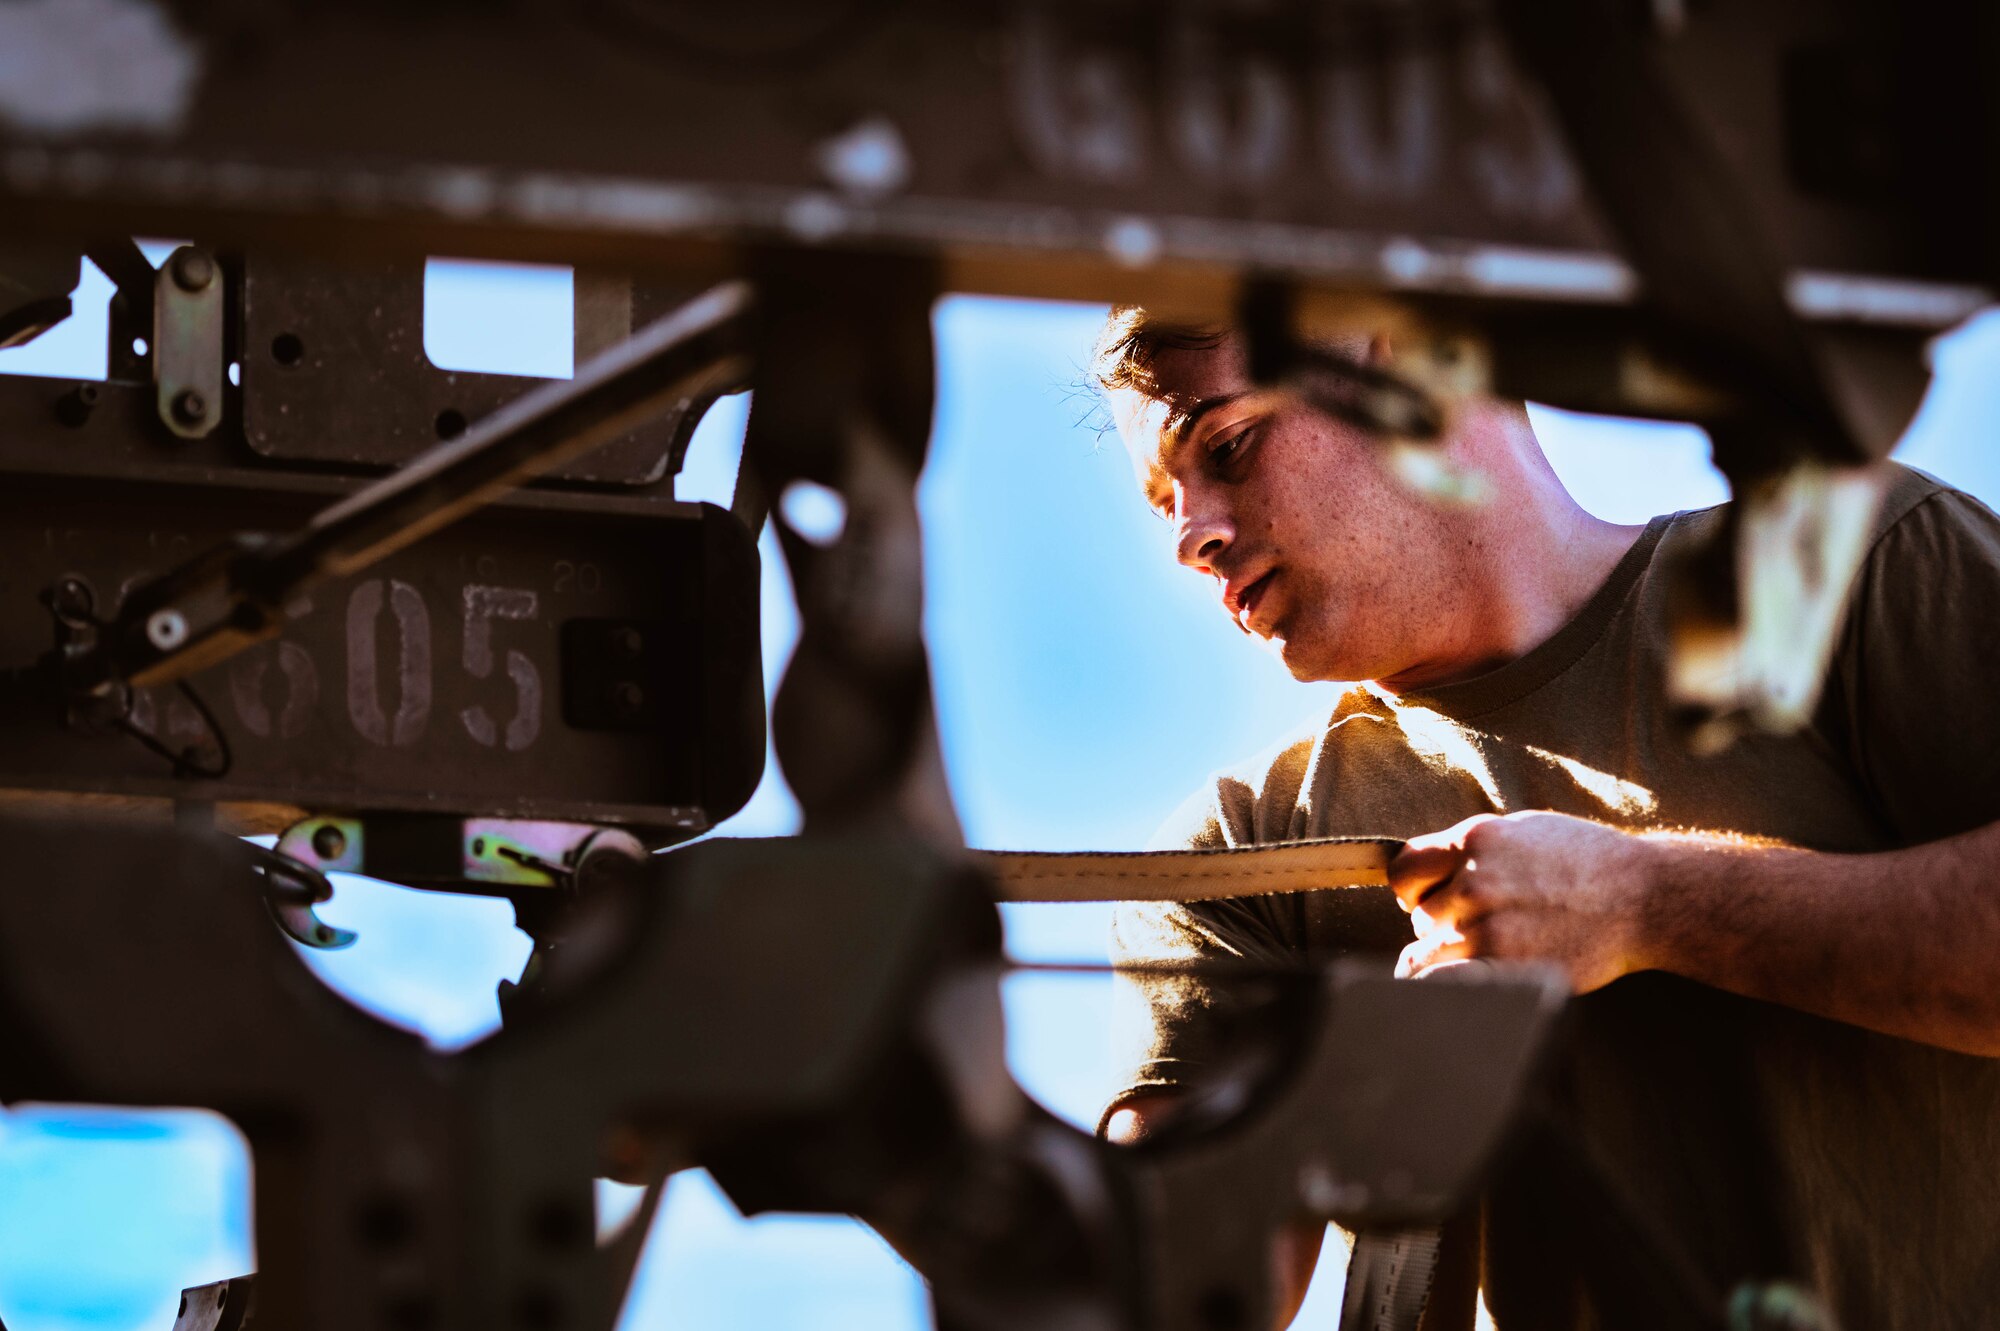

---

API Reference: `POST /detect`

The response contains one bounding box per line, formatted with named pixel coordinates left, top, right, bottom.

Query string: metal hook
left=253, top=835, right=358, bottom=950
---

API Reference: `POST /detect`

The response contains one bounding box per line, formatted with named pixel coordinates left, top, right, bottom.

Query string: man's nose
left=1174, top=493, right=1233, bottom=571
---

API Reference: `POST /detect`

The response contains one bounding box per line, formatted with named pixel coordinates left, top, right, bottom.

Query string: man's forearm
left=1638, top=820, right=2000, bottom=1056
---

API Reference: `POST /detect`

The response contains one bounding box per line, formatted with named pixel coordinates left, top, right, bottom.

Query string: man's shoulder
left=1655, top=460, right=1957, bottom=535
left=1664, top=461, right=1972, bottom=546
left=1147, top=686, right=1405, bottom=850
left=1865, top=462, right=1999, bottom=554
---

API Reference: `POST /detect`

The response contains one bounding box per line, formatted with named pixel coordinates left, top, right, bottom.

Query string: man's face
left=1112, top=332, right=1463, bottom=685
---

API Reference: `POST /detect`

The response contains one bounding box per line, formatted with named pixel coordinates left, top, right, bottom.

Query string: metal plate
left=240, top=254, right=711, bottom=485
left=0, top=473, right=763, bottom=836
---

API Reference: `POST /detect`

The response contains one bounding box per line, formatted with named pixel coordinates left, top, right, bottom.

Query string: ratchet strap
left=977, top=836, right=1400, bottom=903
left=1341, top=1228, right=1446, bottom=1331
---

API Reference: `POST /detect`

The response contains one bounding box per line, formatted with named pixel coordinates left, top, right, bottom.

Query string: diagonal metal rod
left=94, top=281, right=755, bottom=690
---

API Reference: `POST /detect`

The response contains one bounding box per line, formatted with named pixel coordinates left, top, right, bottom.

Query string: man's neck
left=1377, top=472, right=1645, bottom=695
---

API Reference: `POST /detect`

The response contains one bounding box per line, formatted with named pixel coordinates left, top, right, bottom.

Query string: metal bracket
left=169, top=1276, right=256, bottom=1331
left=277, top=813, right=646, bottom=895
left=251, top=836, right=357, bottom=950
left=153, top=246, right=225, bottom=441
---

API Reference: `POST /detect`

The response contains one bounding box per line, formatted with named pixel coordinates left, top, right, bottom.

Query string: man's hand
left=1389, top=811, right=1656, bottom=992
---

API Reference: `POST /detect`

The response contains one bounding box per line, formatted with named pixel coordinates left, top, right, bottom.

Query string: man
left=1093, top=307, right=2000, bottom=1330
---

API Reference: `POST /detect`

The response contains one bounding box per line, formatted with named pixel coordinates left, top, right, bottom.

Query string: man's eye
left=1209, top=426, right=1254, bottom=468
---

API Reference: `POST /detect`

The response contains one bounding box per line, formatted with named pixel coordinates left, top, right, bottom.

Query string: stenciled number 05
left=342, top=580, right=543, bottom=753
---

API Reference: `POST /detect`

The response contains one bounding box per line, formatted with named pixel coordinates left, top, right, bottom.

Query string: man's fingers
left=1102, top=1090, right=1183, bottom=1146
left=1396, top=927, right=1470, bottom=978
left=1389, top=814, right=1497, bottom=910
left=1411, top=883, right=1489, bottom=934
left=1408, top=957, right=1486, bottom=981
left=1388, top=847, right=1459, bottom=911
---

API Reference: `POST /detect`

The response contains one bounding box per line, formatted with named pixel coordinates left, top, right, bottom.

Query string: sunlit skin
left=1105, top=329, right=2000, bottom=1121
left=1109, top=333, right=1642, bottom=690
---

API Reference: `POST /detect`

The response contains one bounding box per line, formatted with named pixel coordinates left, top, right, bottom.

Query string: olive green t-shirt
left=1111, top=464, right=2000, bottom=1330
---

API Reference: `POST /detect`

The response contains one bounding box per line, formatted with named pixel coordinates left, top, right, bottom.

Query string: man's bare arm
left=1391, top=811, right=2000, bottom=1057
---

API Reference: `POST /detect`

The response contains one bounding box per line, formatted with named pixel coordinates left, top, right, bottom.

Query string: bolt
left=171, top=388, right=207, bottom=424
left=610, top=626, right=644, bottom=659
left=145, top=608, right=189, bottom=652
left=171, top=248, right=214, bottom=292
left=51, top=576, right=93, bottom=623
left=54, top=382, right=99, bottom=428
left=611, top=681, right=646, bottom=718
left=311, top=823, right=347, bottom=861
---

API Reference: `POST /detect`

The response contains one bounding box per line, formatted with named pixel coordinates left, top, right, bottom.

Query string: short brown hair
left=1088, top=305, right=1225, bottom=399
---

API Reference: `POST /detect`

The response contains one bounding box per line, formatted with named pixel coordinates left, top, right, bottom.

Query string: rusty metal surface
left=0, top=468, right=763, bottom=834
left=0, top=259, right=767, bottom=839
left=0, top=2, right=1987, bottom=319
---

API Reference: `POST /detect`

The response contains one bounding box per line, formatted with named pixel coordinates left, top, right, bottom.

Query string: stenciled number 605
left=199, top=580, right=545, bottom=753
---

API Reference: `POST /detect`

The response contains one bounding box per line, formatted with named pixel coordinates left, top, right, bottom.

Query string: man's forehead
left=1110, top=335, right=1249, bottom=477
left=1137, top=334, right=1249, bottom=415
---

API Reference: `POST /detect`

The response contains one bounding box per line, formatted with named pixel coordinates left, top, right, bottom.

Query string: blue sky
left=1, top=255, right=1995, bottom=1330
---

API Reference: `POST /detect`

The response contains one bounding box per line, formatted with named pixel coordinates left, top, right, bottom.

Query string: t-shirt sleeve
left=1102, top=783, right=1313, bottom=1128
left=1828, top=479, right=2000, bottom=844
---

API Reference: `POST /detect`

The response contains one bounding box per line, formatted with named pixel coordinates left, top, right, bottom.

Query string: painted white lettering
left=346, top=579, right=432, bottom=747
left=458, top=585, right=541, bottom=752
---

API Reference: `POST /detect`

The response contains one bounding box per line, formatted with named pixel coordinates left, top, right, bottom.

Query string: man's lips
left=1224, top=570, right=1278, bottom=634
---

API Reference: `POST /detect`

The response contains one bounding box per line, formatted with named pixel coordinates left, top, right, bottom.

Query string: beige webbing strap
left=977, top=837, right=1402, bottom=903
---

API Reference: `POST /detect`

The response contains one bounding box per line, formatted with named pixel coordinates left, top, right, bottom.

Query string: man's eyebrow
left=1162, top=392, right=1246, bottom=457
left=1144, top=392, right=1247, bottom=512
